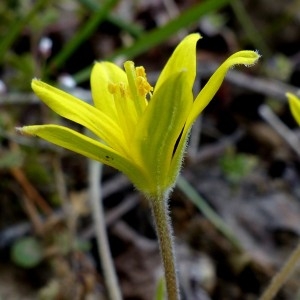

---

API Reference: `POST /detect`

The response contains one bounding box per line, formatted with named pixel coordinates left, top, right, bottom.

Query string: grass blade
left=73, top=0, right=231, bottom=83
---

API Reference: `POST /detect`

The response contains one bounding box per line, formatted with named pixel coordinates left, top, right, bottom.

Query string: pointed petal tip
left=31, top=78, right=43, bottom=90
left=286, top=93, right=300, bottom=107
left=15, top=126, right=23, bottom=134
left=184, top=32, right=202, bottom=42
left=247, top=50, right=261, bottom=64
left=286, top=92, right=297, bottom=100
left=15, top=126, right=34, bottom=136
left=31, top=78, right=36, bottom=87
left=31, top=77, right=40, bottom=84
left=287, top=93, right=300, bottom=125
left=287, top=92, right=300, bottom=109
left=227, top=50, right=261, bottom=68
left=175, top=33, right=202, bottom=49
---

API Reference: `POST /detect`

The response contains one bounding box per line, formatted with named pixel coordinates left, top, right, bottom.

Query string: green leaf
left=73, top=0, right=231, bottom=84
left=47, top=0, right=118, bottom=73
left=0, top=0, right=49, bottom=64
left=155, top=277, right=165, bottom=300
left=11, top=237, right=43, bottom=268
left=219, top=151, right=257, bottom=183
left=176, top=176, right=242, bottom=251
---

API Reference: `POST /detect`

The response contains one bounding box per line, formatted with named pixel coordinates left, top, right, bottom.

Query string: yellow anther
left=136, top=76, right=153, bottom=97
left=118, top=82, right=127, bottom=98
left=108, top=82, right=117, bottom=94
left=108, top=82, right=128, bottom=99
left=124, top=61, right=147, bottom=115
left=136, top=66, right=146, bottom=78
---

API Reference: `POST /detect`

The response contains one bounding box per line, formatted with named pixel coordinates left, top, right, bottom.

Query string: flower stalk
left=259, top=240, right=300, bottom=300
left=151, top=193, right=179, bottom=300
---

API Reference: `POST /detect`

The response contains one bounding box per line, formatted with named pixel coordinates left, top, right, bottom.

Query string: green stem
left=151, top=193, right=180, bottom=300
left=259, top=240, right=300, bottom=300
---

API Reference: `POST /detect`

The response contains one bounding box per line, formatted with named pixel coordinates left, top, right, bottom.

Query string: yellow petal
left=91, top=62, right=127, bottom=121
left=187, top=50, right=260, bottom=128
left=155, top=33, right=201, bottom=93
left=287, top=92, right=300, bottom=125
left=31, top=79, right=128, bottom=156
left=170, top=51, right=260, bottom=182
left=19, top=124, right=147, bottom=188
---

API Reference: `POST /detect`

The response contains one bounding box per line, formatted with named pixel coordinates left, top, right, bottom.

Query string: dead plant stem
left=259, top=240, right=300, bottom=300
left=89, top=160, right=122, bottom=300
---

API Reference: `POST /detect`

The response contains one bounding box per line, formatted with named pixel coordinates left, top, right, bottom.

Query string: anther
left=136, top=76, right=153, bottom=97
left=108, top=82, right=117, bottom=94
left=119, top=82, right=127, bottom=98
left=136, top=66, right=146, bottom=78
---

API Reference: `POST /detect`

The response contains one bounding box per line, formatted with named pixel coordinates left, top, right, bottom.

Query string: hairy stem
left=259, top=240, right=300, bottom=300
left=151, top=193, right=180, bottom=300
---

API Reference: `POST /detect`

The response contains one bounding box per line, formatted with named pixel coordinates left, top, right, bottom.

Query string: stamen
left=119, top=82, right=127, bottom=98
left=136, top=76, right=153, bottom=97
left=108, top=82, right=117, bottom=94
left=136, top=66, right=146, bottom=78
left=124, top=61, right=146, bottom=116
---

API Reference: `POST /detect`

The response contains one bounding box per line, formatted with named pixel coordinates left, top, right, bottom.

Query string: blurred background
left=1, top=0, right=300, bottom=299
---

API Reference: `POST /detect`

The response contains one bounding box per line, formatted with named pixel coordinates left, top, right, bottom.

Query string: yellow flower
left=19, top=34, right=259, bottom=197
left=287, top=92, right=300, bottom=125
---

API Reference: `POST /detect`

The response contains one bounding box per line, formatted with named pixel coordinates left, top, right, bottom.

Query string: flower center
left=107, top=61, right=153, bottom=147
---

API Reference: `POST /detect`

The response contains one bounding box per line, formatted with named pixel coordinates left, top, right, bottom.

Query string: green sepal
left=134, top=71, right=192, bottom=194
